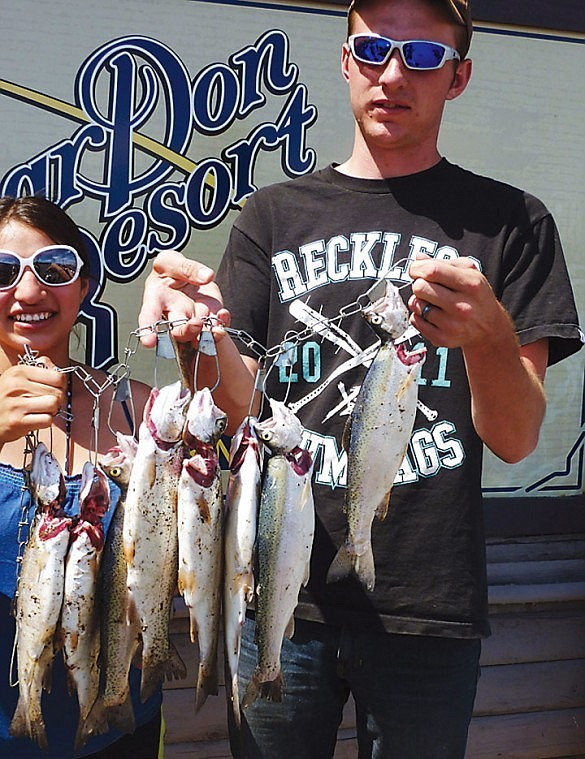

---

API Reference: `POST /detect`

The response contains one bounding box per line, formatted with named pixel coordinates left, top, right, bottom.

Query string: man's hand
left=138, top=251, right=231, bottom=348
left=408, top=254, right=548, bottom=463
left=408, top=255, right=506, bottom=349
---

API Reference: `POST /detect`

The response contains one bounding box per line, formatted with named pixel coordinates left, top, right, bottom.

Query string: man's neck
left=336, top=137, right=442, bottom=179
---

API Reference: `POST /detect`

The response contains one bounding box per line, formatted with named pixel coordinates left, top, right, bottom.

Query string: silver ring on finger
left=421, top=303, right=433, bottom=322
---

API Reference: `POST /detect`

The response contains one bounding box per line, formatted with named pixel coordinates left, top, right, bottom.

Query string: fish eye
left=109, top=466, right=121, bottom=478
left=217, top=418, right=227, bottom=435
left=370, top=314, right=383, bottom=325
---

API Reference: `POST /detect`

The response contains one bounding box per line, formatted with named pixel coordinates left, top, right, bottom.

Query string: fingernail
left=197, top=266, right=214, bottom=282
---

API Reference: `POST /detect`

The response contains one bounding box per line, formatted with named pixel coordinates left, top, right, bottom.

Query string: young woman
left=0, top=196, right=162, bottom=758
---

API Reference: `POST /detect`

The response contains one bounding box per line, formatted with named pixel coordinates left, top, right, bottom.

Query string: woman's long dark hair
left=0, top=196, right=89, bottom=278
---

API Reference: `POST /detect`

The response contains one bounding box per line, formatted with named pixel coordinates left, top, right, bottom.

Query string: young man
left=139, top=1, right=582, bottom=756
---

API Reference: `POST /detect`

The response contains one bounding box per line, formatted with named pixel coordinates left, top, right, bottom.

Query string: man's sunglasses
left=348, top=34, right=461, bottom=70
left=0, top=245, right=84, bottom=290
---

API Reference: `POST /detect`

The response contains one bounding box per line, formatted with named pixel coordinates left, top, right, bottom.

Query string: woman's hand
left=0, top=362, right=66, bottom=445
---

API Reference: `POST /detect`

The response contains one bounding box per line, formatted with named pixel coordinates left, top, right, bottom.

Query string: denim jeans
left=228, top=616, right=481, bottom=759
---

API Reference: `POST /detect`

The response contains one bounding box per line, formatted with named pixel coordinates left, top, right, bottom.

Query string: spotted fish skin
left=327, top=279, right=426, bottom=592
left=99, top=433, right=140, bottom=734
left=10, top=443, right=71, bottom=751
left=242, top=401, right=315, bottom=708
left=123, top=381, right=191, bottom=702
left=60, top=461, right=110, bottom=751
left=223, top=417, right=262, bottom=726
left=178, top=387, right=227, bottom=712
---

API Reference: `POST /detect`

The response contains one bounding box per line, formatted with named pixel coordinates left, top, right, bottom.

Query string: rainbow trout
left=10, top=442, right=71, bottom=751
left=60, top=461, right=110, bottom=750
left=223, top=416, right=262, bottom=726
left=327, top=279, right=426, bottom=591
left=177, top=387, right=227, bottom=712
left=123, top=380, right=190, bottom=701
left=99, top=433, right=140, bottom=734
left=242, top=401, right=314, bottom=707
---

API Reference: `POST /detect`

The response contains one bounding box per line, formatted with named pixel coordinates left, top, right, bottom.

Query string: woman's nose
left=12, top=268, right=45, bottom=299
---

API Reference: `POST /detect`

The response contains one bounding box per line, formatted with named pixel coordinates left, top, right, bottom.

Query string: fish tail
left=74, top=696, right=108, bottom=751
left=140, top=663, right=163, bottom=703
left=105, top=691, right=136, bottom=735
left=195, top=660, right=219, bottom=713
left=167, top=639, right=188, bottom=682
left=326, top=542, right=354, bottom=585
left=140, top=641, right=187, bottom=702
left=242, top=668, right=284, bottom=708
left=355, top=546, right=376, bottom=592
left=10, top=697, right=48, bottom=751
left=327, top=542, right=376, bottom=592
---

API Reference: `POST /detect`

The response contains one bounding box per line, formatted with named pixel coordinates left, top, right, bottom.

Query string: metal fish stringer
left=193, top=323, right=221, bottom=393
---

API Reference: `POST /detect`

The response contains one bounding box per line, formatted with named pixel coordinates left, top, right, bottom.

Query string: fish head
left=99, top=432, right=137, bottom=487
left=79, top=461, right=111, bottom=520
left=30, top=441, right=66, bottom=513
left=362, top=279, right=409, bottom=340
left=184, top=387, right=228, bottom=446
left=145, top=380, right=191, bottom=444
left=229, top=416, right=262, bottom=474
left=253, top=399, right=303, bottom=454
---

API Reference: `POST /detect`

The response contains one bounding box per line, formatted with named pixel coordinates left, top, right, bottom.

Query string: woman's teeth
left=13, top=312, right=52, bottom=323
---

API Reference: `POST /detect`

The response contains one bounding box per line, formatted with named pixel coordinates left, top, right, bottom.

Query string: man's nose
left=378, top=50, right=408, bottom=82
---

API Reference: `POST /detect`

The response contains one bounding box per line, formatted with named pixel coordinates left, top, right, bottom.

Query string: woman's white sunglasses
left=0, top=245, right=84, bottom=290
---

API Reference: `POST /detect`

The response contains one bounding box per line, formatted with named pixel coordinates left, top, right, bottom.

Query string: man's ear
left=341, top=42, right=352, bottom=84
left=447, top=57, right=472, bottom=101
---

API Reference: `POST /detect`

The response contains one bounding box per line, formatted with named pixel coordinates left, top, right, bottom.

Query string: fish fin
left=341, top=416, right=351, bottom=452
left=242, top=668, right=284, bottom=708
left=74, top=696, right=108, bottom=751
left=188, top=611, right=200, bottom=645
left=229, top=672, right=241, bottom=728
left=299, top=478, right=314, bottom=514
left=146, top=457, right=157, bottom=489
left=195, top=659, right=219, bottom=713
left=284, top=614, right=295, bottom=640
left=375, top=491, right=391, bottom=521
left=302, top=554, right=311, bottom=588
left=105, top=692, right=136, bottom=735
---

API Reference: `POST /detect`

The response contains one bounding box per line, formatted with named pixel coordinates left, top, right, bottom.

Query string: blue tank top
left=0, top=463, right=162, bottom=757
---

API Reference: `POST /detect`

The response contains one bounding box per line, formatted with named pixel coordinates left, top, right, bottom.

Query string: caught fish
left=10, top=442, right=71, bottom=751
left=60, top=461, right=110, bottom=750
left=327, top=279, right=426, bottom=591
left=242, top=401, right=314, bottom=708
left=177, top=387, right=227, bottom=712
left=99, top=433, right=140, bottom=734
left=123, top=380, right=191, bottom=701
left=223, top=417, right=262, bottom=726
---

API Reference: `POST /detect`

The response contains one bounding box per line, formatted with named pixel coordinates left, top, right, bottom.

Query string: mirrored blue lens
left=353, top=36, right=393, bottom=64
left=34, top=247, right=80, bottom=285
left=0, top=254, right=20, bottom=287
left=402, top=42, right=446, bottom=68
